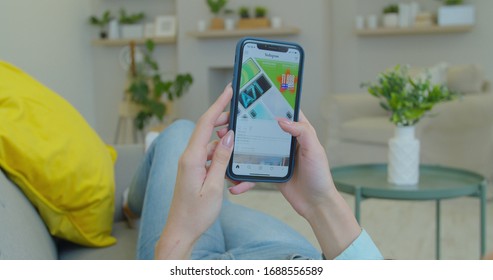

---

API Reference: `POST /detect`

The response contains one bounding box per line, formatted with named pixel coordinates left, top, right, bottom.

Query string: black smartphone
left=226, top=37, right=304, bottom=183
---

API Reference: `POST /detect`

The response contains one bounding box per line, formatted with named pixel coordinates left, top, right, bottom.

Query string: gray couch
left=0, top=145, right=144, bottom=260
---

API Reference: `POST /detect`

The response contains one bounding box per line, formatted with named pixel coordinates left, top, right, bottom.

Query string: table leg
left=480, top=182, right=487, bottom=257
left=355, top=187, right=361, bottom=223
left=436, top=199, right=441, bottom=260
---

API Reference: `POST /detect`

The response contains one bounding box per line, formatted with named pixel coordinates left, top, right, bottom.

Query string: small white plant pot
left=438, top=5, right=475, bottom=26
left=225, top=18, right=236, bottom=30
left=121, top=24, right=144, bottom=39
left=197, top=20, right=207, bottom=32
left=108, top=19, right=120, bottom=39
left=366, top=15, right=378, bottom=29
left=383, top=13, right=399, bottom=28
left=271, top=17, right=283, bottom=28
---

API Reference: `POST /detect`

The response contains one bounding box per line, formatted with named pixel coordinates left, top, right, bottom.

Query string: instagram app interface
left=232, top=43, right=301, bottom=178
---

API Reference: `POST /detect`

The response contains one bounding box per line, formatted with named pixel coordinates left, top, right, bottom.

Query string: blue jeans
left=128, top=120, right=321, bottom=260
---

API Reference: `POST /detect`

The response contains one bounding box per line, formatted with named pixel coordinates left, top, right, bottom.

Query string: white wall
left=0, top=0, right=96, bottom=125
left=331, top=0, right=492, bottom=93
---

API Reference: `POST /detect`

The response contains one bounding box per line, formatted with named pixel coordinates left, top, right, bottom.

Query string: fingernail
left=279, top=119, right=293, bottom=126
left=222, top=130, right=234, bottom=148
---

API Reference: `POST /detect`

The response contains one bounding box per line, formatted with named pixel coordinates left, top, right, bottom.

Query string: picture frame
left=154, top=16, right=176, bottom=37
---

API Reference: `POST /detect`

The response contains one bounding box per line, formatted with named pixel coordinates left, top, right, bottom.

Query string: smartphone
left=226, top=37, right=304, bottom=183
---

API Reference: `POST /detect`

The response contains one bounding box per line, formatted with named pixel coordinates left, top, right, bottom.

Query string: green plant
left=383, top=4, right=399, bottom=14
left=89, top=10, right=112, bottom=37
left=254, top=6, right=268, bottom=18
left=224, top=8, right=235, bottom=16
left=119, top=9, right=145, bottom=24
left=128, top=39, right=193, bottom=130
left=206, top=0, right=228, bottom=16
left=238, top=6, right=250, bottom=18
left=361, top=65, right=457, bottom=126
left=442, top=0, right=464, bottom=5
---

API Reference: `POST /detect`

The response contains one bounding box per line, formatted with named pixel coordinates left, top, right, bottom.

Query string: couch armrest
left=324, top=93, right=387, bottom=124
left=422, top=93, right=493, bottom=130
left=483, top=80, right=490, bottom=92
left=419, top=93, right=493, bottom=177
left=322, top=93, right=387, bottom=144
left=113, top=144, right=144, bottom=222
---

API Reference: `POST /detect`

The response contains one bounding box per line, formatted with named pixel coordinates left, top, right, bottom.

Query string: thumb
left=205, top=130, right=234, bottom=186
left=278, top=119, right=321, bottom=150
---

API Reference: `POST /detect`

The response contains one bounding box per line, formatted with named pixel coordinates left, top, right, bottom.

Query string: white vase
left=388, top=126, right=420, bottom=185
left=225, top=18, right=236, bottom=30
left=383, top=13, right=399, bottom=28
left=366, top=15, right=378, bottom=29
left=108, top=19, right=120, bottom=39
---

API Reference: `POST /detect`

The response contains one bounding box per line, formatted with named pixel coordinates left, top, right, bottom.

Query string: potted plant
left=361, top=65, right=457, bottom=185
left=89, top=10, right=113, bottom=39
left=206, top=0, right=228, bottom=30
left=237, top=6, right=270, bottom=29
left=382, top=4, right=399, bottom=28
left=224, top=9, right=236, bottom=30
left=255, top=6, right=268, bottom=18
left=437, top=0, right=475, bottom=26
left=127, top=39, right=193, bottom=130
left=119, top=9, right=146, bottom=39
left=238, top=6, right=250, bottom=19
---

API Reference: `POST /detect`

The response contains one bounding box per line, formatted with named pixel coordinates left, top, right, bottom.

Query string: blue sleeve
left=334, top=229, right=383, bottom=260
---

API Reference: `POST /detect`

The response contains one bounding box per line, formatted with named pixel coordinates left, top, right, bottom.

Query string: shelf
left=355, top=24, right=473, bottom=36
left=92, top=36, right=176, bottom=46
left=187, top=27, right=300, bottom=39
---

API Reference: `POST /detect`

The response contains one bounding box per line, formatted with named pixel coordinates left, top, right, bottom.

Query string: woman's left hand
left=155, top=84, right=253, bottom=259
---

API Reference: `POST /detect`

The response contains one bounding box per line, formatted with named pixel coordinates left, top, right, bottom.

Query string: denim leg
left=132, top=120, right=225, bottom=259
left=219, top=200, right=321, bottom=260
left=131, top=119, right=316, bottom=260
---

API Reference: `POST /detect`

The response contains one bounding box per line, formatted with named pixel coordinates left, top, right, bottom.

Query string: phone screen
left=228, top=38, right=303, bottom=182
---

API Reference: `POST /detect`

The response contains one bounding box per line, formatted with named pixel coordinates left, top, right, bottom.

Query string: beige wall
left=174, top=0, right=332, bottom=143
left=89, top=0, right=332, bottom=143
left=89, top=0, right=177, bottom=143
left=2, top=0, right=491, bottom=144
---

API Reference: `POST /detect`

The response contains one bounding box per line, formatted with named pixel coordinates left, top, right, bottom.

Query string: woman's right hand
left=275, top=111, right=336, bottom=219
left=277, top=111, right=362, bottom=259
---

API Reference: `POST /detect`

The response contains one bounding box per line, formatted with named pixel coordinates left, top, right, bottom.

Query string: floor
left=228, top=183, right=493, bottom=260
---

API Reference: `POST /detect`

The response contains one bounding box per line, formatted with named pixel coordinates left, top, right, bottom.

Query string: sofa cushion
left=0, top=169, right=57, bottom=259
left=0, top=61, right=117, bottom=247
left=340, top=117, right=394, bottom=145
left=409, top=62, right=449, bottom=86
left=58, top=221, right=137, bottom=260
left=446, top=64, right=484, bottom=94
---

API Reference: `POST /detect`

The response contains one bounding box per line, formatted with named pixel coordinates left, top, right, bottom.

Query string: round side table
left=331, top=164, right=487, bottom=259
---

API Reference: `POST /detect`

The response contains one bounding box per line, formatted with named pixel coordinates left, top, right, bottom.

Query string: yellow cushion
left=0, top=61, right=117, bottom=247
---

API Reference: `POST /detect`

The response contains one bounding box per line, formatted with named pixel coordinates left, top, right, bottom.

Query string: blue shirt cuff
left=334, top=229, right=383, bottom=260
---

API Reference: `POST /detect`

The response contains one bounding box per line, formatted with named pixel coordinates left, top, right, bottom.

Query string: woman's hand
left=276, top=111, right=335, bottom=219
left=155, top=84, right=253, bottom=259
left=277, top=111, right=361, bottom=259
